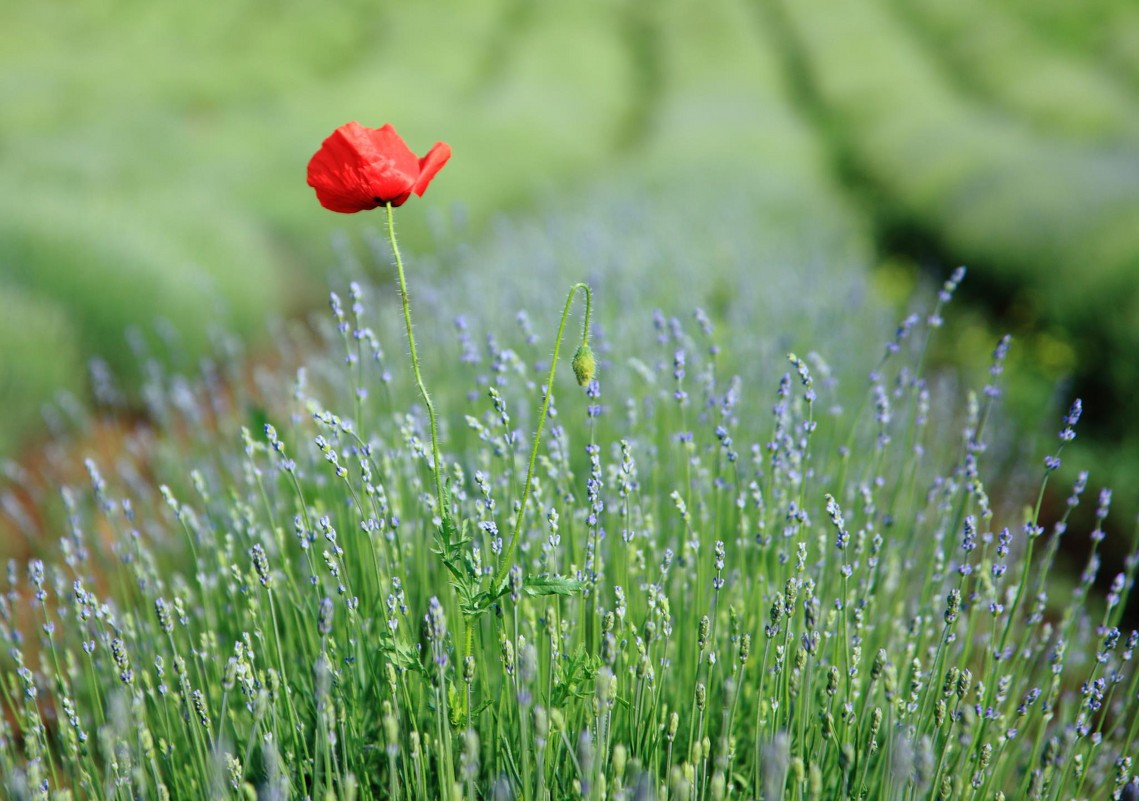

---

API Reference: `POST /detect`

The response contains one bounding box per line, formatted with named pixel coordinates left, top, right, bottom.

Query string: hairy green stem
left=493, top=282, right=592, bottom=592
left=386, top=202, right=446, bottom=515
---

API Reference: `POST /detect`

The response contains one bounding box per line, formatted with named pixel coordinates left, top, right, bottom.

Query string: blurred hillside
left=1, top=0, right=1138, bottom=506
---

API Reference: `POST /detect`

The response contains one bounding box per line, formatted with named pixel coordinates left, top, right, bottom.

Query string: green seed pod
left=698, top=615, right=711, bottom=650
left=667, top=711, right=679, bottom=741
left=934, top=698, right=946, bottom=728
left=696, top=682, right=707, bottom=711
left=572, top=344, right=596, bottom=387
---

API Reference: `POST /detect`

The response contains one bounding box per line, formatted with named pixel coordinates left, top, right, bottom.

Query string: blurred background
left=1, top=0, right=1138, bottom=541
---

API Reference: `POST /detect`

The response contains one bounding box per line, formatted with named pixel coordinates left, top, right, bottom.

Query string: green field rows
left=0, top=0, right=866, bottom=456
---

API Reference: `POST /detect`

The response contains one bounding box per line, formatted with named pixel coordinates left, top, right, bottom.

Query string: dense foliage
left=3, top=189, right=1136, bottom=798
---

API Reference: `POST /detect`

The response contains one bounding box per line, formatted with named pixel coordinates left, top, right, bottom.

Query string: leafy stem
left=493, top=282, right=592, bottom=593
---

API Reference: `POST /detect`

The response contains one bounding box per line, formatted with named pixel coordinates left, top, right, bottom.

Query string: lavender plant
left=1, top=205, right=1137, bottom=801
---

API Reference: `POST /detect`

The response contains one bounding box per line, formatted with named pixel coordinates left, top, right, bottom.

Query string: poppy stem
left=492, top=282, right=593, bottom=593
left=385, top=203, right=446, bottom=517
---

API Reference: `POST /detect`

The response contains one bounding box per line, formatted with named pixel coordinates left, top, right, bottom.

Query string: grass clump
left=2, top=188, right=1137, bottom=800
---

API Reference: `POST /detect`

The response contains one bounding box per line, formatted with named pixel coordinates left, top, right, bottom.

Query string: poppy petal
left=307, top=127, right=377, bottom=212
left=358, top=124, right=420, bottom=203
left=412, top=142, right=452, bottom=197
left=307, top=122, right=449, bottom=212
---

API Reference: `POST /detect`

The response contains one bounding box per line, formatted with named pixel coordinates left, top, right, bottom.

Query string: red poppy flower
left=307, top=122, right=451, bottom=213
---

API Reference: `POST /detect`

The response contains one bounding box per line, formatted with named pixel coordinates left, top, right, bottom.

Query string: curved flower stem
left=386, top=202, right=446, bottom=515
left=492, top=282, right=592, bottom=593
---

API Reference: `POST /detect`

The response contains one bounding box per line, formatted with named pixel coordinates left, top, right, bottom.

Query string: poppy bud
left=572, top=344, right=596, bottom=387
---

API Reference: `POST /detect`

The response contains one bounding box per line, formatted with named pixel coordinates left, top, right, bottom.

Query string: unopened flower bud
left=318, top=597, right=334, bottom=636
left=942, top=667, right=959, bottom=697
left=944, top=588, right=961, bottom=625
left=790, top=756, right=805, bottom=784
left=612, top=743, right=627, bottom=777
left=710, top=770, right=726, bottom=801
left=957, top=668, right=972, bottom=701
left=572, top=344, right=596, bottom=387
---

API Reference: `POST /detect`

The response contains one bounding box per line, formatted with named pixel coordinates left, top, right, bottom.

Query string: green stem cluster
left=384, top=204, right=593, bottom=723
left=493, top=282, right=592, bottom=593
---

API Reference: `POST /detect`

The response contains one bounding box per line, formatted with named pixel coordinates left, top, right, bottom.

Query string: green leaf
left=375, top=633, right=426, bottom=677
left=447, top=684, right=464, bottom=728
left=551, top=644, right=601, bottom=707
left=523, top=575, right=584, bottom=597
left=440, top=556, right=464, bottom=582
